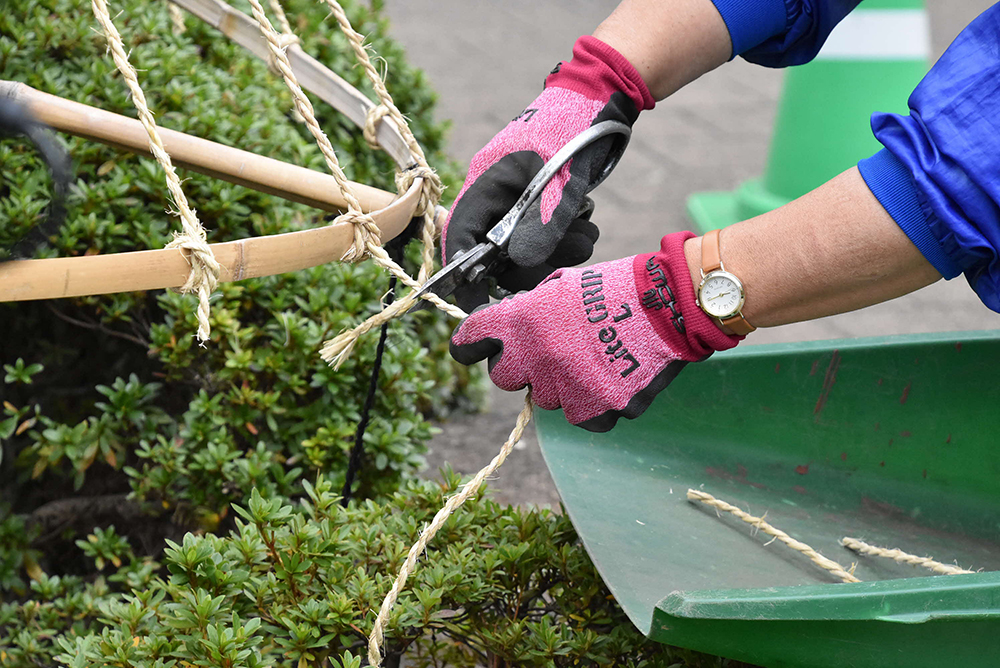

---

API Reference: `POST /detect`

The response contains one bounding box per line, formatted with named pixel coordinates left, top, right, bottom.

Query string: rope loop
left=164, top=231, right=221, bottom=341
left=363, top=103, right=390, bottom=150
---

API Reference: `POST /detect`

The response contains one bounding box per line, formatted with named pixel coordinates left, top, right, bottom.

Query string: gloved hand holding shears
left=410, top=37, right=744, bottom=433
left=440, top=36, right=655, bottom=312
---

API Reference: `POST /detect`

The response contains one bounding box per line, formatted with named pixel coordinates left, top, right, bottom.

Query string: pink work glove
left=450, top=232, right=742, bottom=432
left=442, top=35, right=655, bottom=312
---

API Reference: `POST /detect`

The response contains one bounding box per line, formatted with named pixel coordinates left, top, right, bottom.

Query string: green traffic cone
left=687, top=0, right=929, bottom=232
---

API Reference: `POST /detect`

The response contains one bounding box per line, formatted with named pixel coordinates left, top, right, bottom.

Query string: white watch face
left=699, top=273, right=744, bottom=318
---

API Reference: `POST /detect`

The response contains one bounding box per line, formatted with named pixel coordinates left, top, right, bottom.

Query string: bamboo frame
left=3, top=82, right=396, bottom=214
left=170, top=0, right=415, bottom=168
left=0, top=0, right=435, bottom=302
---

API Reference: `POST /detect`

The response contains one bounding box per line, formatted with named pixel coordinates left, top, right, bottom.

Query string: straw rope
left=246, top=0, right=456, bottom=319
left=318, top=0, right=443, bottom=216
left=840, top=537, right=976, bottom=576
left=91, top=0, right=219, bottom=342
left=267, top=0, right=295, bottom=35
left=320, top=288, right=465, bottom=368
left=240, top=8, right=524, bottom=667
left=687, top=489, right=860, bottom=583
left=168, top=2, right=186, bottom=34
left=367, top=393, right=534, bottom=668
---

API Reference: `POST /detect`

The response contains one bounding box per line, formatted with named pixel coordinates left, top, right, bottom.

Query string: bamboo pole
left=0, top=0, right=448, bottom=302
left=0, top=179, right=425, bottom=302
left=170, top=0, right=414, bottom=168
left=1, top=81, right=395, bottom=214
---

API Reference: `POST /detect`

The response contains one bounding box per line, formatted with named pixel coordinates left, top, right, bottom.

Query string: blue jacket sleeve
left=710, top=0, right=863, bottom=66
left=857, top=5, right=1000, bottom=312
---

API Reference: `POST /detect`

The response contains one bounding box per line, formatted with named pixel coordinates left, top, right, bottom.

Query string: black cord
left=340, top=228, right=419, bottom=506
left=340, top=274, right=396, bottom=506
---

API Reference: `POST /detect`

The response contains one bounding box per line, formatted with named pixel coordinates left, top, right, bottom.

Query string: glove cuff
left=545, top=35, right=656, bottom=113
left=633, top=231, right=742, bottom=359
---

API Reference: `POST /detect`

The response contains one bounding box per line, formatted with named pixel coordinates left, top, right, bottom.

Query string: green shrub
left=0, top=1, right=748, bottom=666
left=1, top=0, right=472, bottom=535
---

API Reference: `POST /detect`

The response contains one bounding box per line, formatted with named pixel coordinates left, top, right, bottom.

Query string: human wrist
left=683, top=235, right=740, bottom=337
left=637, top=232, right=742, bottom=354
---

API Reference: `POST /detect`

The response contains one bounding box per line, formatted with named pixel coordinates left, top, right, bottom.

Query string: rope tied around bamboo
left=263, top=32, right=301, bottom=76
left=397, top=163, right=444, bottom=220
left=364, top=103, right=391, bottom=149
left=92, top=0, right=219, bottom=342
left=319, top=0, right=445, bottom=217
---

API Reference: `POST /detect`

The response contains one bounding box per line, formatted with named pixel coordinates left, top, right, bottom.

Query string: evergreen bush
left=1, top=1, right=748, bottom=666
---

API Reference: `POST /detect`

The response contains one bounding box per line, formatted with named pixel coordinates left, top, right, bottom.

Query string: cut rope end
left=319, top=333, right=354, bottom=369
left=840, top=537, right=976, bottom=576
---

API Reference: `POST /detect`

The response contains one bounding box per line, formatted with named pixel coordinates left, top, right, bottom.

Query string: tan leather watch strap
left=722, top=314, right=756, bottom=336
left=700, top=229, right=756, bottom=335
left=701, top=228, right=723, bottom=273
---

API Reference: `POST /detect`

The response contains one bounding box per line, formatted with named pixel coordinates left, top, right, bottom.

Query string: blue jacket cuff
left=710, top=0, right=788, bottom=58
left=858, top=148, right=961, bottom=280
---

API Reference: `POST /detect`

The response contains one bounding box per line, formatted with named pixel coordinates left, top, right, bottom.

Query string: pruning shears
left=407, top=119, right=633, bottom=313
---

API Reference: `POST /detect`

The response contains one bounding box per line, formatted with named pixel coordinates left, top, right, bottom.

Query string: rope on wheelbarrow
left=840, top=537, right=976, bottom=576
left=687, top=489, right=861, bottom=584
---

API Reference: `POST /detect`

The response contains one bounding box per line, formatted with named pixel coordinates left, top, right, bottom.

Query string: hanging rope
left=367, top=392, right=534, bottom=667
left=317, top=0, right=442, bottom=216
left=91, top=0, right=219, bottom=342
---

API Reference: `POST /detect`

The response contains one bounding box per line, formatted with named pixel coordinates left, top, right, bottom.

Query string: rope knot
left=396, top=163, right=442, bottom=218
left=336, top=209, right=382, bottom=263
left=165, top=230, right=221, bottom=342
left=363, top=104, right=391, bottom=150
left=265, top=32, right=301, bottom=76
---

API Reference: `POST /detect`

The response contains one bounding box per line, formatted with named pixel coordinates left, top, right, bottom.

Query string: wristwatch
left=696, top=229, right=755, bottom=335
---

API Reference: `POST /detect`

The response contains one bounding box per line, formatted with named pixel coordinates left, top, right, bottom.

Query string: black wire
left=340, top=274, right=396, bottom=506
left=341, top=225, right=417, bottom=506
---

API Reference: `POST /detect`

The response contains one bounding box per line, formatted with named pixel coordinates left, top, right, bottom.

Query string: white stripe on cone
left=818, top=9, right=930, bottom=61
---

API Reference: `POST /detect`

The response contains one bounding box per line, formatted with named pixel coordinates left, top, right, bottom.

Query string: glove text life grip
left=450, top=232, right=743, bottom=432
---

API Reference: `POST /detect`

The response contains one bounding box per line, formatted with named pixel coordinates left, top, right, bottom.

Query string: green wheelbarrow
left=535, top=329, right=1000, bottom=668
